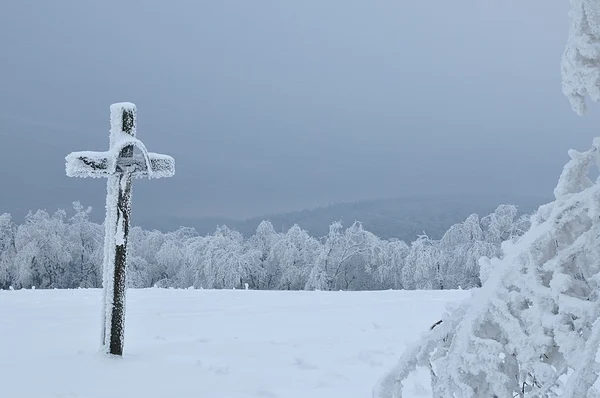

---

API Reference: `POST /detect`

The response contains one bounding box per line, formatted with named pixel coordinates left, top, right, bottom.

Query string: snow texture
left=0, top=288, right=468, bottom=398
left=562, top=0, right=600, bottom=115
left=374, top=138, right=600, bottom=397
left=553, top=137, right=600, bottom=198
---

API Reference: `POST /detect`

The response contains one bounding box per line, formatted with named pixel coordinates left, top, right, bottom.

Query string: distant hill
left=140, top=194, right=550, bottom=242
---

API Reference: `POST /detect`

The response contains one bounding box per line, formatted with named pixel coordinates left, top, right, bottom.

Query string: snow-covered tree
left=374, top=139, right=600, bottom=397
left=375, top=7, right=600, bottom=392
left=203, top=225, right=251, bottom=289
left=0, top=203, right=529, bottom=290
left=13, top=210, right=72, bottom=289
left=562, top=0, right=600, bottom=115
left=305, top=221, right=381, bottom=290
left=438, top=214, right=490, bottom=289
left=0, top=213, right=17, bottom=289
left=481, top=204, right=530, bottom=246
left=246, top=220, right=280, bottom=289
left=128, top=227, right=167, bottom=288
left=373, top=239, right=410, bottom=290
left=66, top=202, right=103, bottom=288
left=269, top=224, right=320, bottom=290
left=154, top=227, right=198, bottom=287
left=404, top=234, right=439, bottom=290
left=182, top=235, right=211, bottom=288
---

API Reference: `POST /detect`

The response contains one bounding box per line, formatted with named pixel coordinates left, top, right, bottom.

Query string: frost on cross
left=65, top=102, right=174, bottom=356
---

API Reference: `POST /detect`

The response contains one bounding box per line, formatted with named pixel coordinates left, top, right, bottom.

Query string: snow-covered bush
left=374, top=138, right=600, bottom=398
left=562, top=0, right=600, bottom=115
left=375, top=4, right=600, bottom=395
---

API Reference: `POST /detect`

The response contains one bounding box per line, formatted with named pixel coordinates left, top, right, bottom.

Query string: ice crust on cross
left=65, top=103, right=174, bottom=179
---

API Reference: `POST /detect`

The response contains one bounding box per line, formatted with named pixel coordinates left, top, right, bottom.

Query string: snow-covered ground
left=0, top=288, right=469, bottom=398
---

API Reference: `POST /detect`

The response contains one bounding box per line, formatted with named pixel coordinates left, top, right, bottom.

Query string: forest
left=0, top=202, right=530, bottom=291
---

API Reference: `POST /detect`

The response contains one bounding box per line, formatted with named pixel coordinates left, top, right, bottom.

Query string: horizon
left=4, top=190, right=551, bottom=221
left=1, top=191, right=550, bottom=241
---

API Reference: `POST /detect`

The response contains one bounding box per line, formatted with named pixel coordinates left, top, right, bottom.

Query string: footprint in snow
left=294, top=357, right=317, bottom=370
left=196, top=360, right=231, bottom=375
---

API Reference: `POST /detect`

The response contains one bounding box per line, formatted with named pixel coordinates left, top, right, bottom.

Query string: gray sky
left=1, top=0, right=599, bottom=221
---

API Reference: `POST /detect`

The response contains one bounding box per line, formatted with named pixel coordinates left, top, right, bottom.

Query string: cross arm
left=144, top=153, right=175, bottom=178
left=66, top=151, right=175, bottom=179
left=66, top=151, right=113, bottom=178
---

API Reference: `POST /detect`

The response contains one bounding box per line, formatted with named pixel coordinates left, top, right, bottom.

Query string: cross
left=65, top=102, right=175, bottom=356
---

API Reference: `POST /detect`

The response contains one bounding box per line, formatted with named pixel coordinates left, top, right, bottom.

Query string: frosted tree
left=128, top=227, right=167, bottom=287
left=203, top=225, right=250, bottom=289
left=0, top=206, right=531, bottom=290
left=478, top=205, right=531, bottom=284
left=561, top=0, right=600, bottom=115
left=246, top=220, right=280, bottom=289
left=0, top=213, right=17, bottom=289
left=434, top=206, right=529, bottom=290
left=340, top=226, right=384, bottom=290
left=269, top=224, right=320, bottom=290
left=125, top=255, right=149, bottom=288
left=67, top=202, right=103, bottom=288
left=481, top=204, right=530, bottom=246
left=182, top=235, right=211, bottom=288
left=13, top=210, right=72, bottom=289
left=154, top=227, right=198, bottom=287
left=374, top=4, right=600, bottom=394
left=405, top=234, right=439, bottom=290
left=305, top=221, right=381, bottom=290
left=375, top=138, right=600, bottom=398
left=306, top=221, right=347, bottom=290
left=438, top=214, right=491, bottom=289
left=373, top=239, right=410, bottom=290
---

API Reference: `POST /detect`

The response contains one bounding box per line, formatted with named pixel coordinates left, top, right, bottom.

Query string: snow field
left=0, top=288, right=468, bottom=398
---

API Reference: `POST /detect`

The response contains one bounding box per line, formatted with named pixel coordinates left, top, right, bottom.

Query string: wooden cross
left=65, top=102, right=175, bottom=356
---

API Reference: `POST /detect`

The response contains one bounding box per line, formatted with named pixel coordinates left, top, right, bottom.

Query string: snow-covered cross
left=65, top=102, right=175, bottom=356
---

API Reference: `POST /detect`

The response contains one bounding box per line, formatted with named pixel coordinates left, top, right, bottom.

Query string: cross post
left=65, top=102, right=175, bottom=356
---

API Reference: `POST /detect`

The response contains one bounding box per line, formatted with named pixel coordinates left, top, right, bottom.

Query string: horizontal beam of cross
left=66, top=152, right=175, bottom=179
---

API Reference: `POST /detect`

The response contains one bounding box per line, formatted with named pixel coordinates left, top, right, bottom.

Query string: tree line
left=0, top=202, right=530, bottom=291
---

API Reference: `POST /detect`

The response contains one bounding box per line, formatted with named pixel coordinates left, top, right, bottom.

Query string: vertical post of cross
left=102, top=103, right=136, bottom=356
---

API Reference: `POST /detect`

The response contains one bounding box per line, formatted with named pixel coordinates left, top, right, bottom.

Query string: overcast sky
left=1, top=0, right=599, bottom=222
